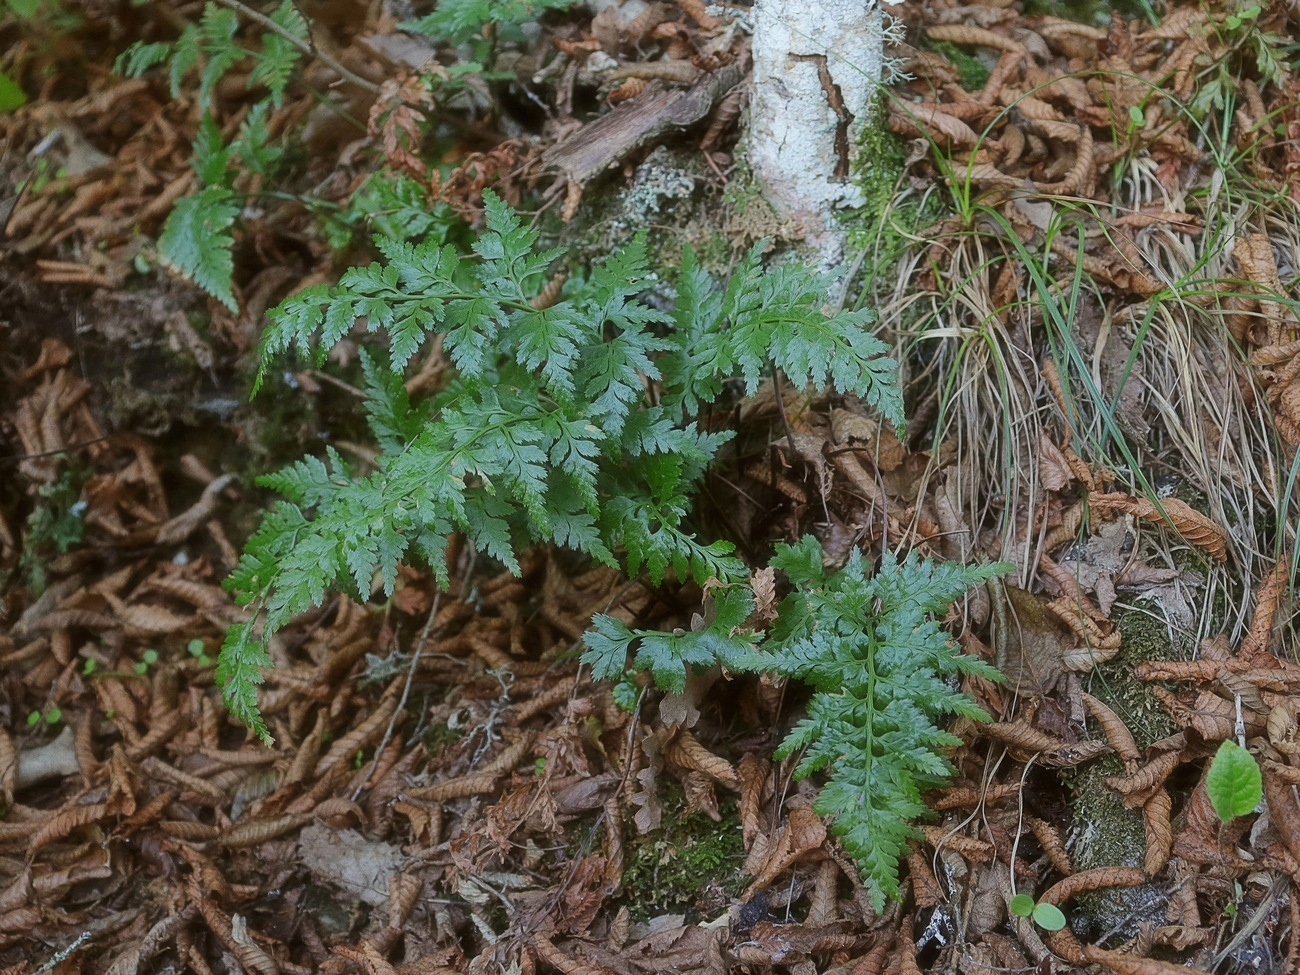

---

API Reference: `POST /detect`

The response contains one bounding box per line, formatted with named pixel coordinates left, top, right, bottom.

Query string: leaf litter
left=2, top=0, right=1300, bottom=972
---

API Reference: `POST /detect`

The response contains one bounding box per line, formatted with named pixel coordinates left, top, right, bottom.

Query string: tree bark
left=749, top=0, right=884, bottom=261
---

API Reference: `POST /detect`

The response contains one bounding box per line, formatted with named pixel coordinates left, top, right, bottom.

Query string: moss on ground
left=839, top=106, right=947, bottom=310
left=923, top=40, right=991, bottom=90
left=1066, top=756, right=1165, bottom=944
left=1065, top=603, right=1183, bottom=942
left=1083, top=609, right=1181, bottom=748
left=618, top=780, right=747, bottom=921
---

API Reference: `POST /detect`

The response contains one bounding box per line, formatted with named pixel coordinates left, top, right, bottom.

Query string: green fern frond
left=401, top=0, right=572, bottom=45
left=157, top=186, right=238, bottom=311
left=249, top=0, right=305, bottom=106
left=741, top=542, right=1010, bottom=911
left=221, top=193, right=904, bottom=757
left=114, top=40, right=173, bottom=78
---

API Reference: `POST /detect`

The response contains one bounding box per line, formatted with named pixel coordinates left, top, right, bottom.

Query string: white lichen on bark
left=748, top=0, right=886, bottom=261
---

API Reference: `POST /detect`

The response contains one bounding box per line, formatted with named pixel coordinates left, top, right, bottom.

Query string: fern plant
left=220, top=192, right=901, bottom=741
left=117, top=2, right=305, bottom=310
left=402, top=0, right=572, bottom=58
left=732, top=537, right=1011, bottom=911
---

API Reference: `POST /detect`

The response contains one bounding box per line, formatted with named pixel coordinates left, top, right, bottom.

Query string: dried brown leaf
left=926, top=24, right=1026, bottom=54
left=1143, top=788, right=1173, bottom=876
left=1039, top=866, right=1148, bottom=907
left=1090, top=492, right=1228, bottom=561
left=1104, top=750, right=1182, bottom=807
left=1081, top=692, right=1141, bottom=766
left=738, top=752, right=769, bottom=849
left=1083, top=945, right=1208, bottom=975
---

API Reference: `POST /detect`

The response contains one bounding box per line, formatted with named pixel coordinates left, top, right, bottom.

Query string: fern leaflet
left=736, top=539, right=1010, bottom=911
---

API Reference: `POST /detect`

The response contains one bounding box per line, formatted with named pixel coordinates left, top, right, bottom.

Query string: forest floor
left=3, top=1, right=1300, bottom=974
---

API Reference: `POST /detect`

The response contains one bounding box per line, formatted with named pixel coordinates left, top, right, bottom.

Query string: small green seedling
left=134, top=648, right=160, bottom=675
left=533, top=757, right=547, bottom=776
left=27, top=707, right=61, bottom=727
left=1009, top=894, right=1067, bottom=931
left=1225, top=5, right=1261, bottom=30
left=187, top=638, right=213, bottom=666
left=1224, top=880, right=1244, bottom=919
left=1206, top=740, right=1262, bottom=822
left=612, top=671, right=640, bottom=713
left=82, top=658, right=97, bottom=676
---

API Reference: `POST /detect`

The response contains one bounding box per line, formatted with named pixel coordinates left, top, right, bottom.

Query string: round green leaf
left=187, top=638, right=206, bottom=657
left=45, top=707, right=62, bottom=725
left=0, top=71, right=26, bottom=112
left=1206, top=740, right=1262, bottom=822
left=1033, top=902, right=1066, bottom=931
left=1008, top=893, right=1035, bottom=918
left=143, top=648, right=159, bottom=665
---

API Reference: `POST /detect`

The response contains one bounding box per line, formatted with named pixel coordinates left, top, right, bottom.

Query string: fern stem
left=212, top=0, right=380, bottom=94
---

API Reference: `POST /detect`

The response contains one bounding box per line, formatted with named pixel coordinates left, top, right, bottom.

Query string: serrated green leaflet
left=731, top=542, right=1011, bottom=911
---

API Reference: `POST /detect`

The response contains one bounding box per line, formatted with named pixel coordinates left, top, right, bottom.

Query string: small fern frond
left=249, top=0, right=306, bottom=106
left=115, top=40, right=173, bottom=78
left=157, top=186, right=238, bottom=311
left=741, top=541, right=1010, bottom=911
left=401, top=0, right=572, bottom=45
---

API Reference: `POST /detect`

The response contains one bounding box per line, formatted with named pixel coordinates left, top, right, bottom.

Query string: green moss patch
left=618, top=780, right=747, bottom=921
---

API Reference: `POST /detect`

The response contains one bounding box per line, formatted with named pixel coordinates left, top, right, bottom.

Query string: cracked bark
left=749, top=0, right=885, bottom=263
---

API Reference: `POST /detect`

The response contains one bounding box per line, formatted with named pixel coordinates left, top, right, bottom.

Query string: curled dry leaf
left=216, top=813, right=314, bottom=848
left=532, top=934, right=619, bottom=975
left=932, top=783, right=1023, bottom=810
left=1038, top=739, right=1113, bottom=768
left=907, top=847, right=942, bottom=908
left=1264, top=764, right=1300, bottom=867
left=982, top=718, right=1069, bottom=753
left=606, top=77, right=647, bottom=104
left=1083, top=944, right=1209, bottom=975
left=892, top=104, right=979, bottom=145
left=1143, top=788, right=1173, bottom=876
left=1026, top=815, right=1072, bottom=875
left=31, top=802, right=108, bottom=850
left=529, top=271, right=569, bottom=310
left=1081, top=692, right=1141, bottom=766
left=1090, top=492, right=1228, bottom=561
left=1040, top=866, right=1148, bottom=907
left=1104, top=751, right=1182, bottom=809
left=664, top=731, right=738, bottom=789
left=1241, top=557, right=1286, bottom=660
left=746, top=805, right=827, bottom=892
left=920, top=825, right=995, bottom=863
left=406, top=771, right=501, bottom=801
left=737, top=752, right=770, bottom=849
left=926, top=24, right=1026, bottom=54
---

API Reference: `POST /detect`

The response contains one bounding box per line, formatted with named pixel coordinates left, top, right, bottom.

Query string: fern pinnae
left=221, top=193, right=923, bottom=819
left=742, top=540, right=1010, bottom=911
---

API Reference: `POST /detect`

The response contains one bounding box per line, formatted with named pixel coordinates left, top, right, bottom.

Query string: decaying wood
left=541, top=63, right=746, bottom=185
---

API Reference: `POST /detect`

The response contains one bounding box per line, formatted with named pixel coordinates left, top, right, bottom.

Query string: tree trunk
left=749, top=0, right=884, bottom=262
